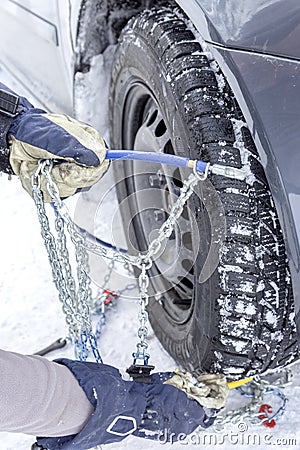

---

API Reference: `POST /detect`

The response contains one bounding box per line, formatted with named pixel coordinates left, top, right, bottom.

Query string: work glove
left=35, top=360, right=217, bottom=450
left=165, top=370, right=229, bottom=410
left=0, top=83, right=109, bottom=201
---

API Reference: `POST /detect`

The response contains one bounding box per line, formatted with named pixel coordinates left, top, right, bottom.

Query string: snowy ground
left=0, top=71, right=300, bottom=450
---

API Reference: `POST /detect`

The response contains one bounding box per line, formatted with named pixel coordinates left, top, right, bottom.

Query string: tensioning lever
left=105, top=150, right=208, bottom=174
left=106, top=150, right=248, bottom=181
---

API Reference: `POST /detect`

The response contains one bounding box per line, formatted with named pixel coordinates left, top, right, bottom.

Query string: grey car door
left=0, top=0, right=74, bottom=113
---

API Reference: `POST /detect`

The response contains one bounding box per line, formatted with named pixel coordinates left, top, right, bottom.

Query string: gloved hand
left=35, top=360, right=216, bottom=450
left=1, top=84, right=109, bottom=201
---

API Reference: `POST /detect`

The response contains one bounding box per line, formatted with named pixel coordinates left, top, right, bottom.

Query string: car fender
left=176, top=0, right=300, bottom=332
left=72, top=0, right=300, bottom=331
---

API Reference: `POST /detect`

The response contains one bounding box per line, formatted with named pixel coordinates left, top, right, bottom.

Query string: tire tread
left=111, top=7, right=299, bottom=379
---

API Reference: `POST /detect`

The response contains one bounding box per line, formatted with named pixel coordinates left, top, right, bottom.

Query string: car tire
left=109, top=8, right=299, bottom=379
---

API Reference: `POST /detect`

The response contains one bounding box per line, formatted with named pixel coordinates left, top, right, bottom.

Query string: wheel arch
left=73, top=0, right=300, bottom=335
left=75, top=0, right=172, bottom=70
left=109, top=8, right=299, bottom=376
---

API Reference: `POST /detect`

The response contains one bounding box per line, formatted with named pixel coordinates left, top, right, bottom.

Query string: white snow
left=238, top=248, right=254, bottom=263
left=223, top=264, right=243, bottom=273
left=269, top=280, right=280, bottom=308
left=234, top=300, right=257, bottom=317
left=220, top=336, right=248, bottom=353
left=245, top=304, right=257, bottom=316
left=93, top=387, right=98, bottom=400
left=256, top=280, right=265, bottom=292
left=265, top=310, right=278, bottom=327
left=230, top=223, right=252, bottom=236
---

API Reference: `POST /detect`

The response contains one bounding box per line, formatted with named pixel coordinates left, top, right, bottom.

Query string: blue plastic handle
left=105, top=150, right=208, bottom=173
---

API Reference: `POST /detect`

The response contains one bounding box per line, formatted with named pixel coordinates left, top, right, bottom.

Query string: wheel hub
left=122, top=86, right=197, bottom=321
left=133, top=102, right=195, bottom=296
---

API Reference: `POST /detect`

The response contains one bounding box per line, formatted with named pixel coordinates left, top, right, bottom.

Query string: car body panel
left=211, top=46, right=300, bottom=331
left=0, top=0, right=299, bottom=332
left=0, top=0, right=74, bottom=113
left=178, top=0, right=300, bottom=60
left=177, top=0, right=300, bottom=333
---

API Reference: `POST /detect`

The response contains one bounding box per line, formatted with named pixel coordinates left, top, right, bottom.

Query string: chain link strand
left=31, top=160, right=103, bottom=363
left=30, top=159, right=290, bottom=434
left=31, top=161, right=203, bottom=366
left=82, top=170, right=203, bottom=363
left=210, top=371, right=291, bottom=433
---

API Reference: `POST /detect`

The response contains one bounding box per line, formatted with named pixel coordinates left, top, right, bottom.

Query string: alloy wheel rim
left=121, top=83, right=198, bottom=323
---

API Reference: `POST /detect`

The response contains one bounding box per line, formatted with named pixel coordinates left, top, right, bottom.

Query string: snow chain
left=30, top=159, right=204, bottom=369
left=31, top=160, right=103, bottom=363
left=211, top=369, right=292, bottom=432
left=31, top=159, right=291, bottom=434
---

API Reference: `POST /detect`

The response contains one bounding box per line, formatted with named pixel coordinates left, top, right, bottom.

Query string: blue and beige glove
left=0, top=83, right=109, bottom=201
left=35, top=360, right=226, bottom=450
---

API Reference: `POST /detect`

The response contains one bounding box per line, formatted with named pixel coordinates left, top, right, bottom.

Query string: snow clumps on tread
left=113, top=7, right=299, bottom=379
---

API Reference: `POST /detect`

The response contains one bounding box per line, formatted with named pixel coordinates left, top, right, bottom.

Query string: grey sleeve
left=0, top=348, right=94, bottom=437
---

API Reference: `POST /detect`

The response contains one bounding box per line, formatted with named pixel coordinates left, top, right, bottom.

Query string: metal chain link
left=30, top=158, right=294, bottom=435
left=134, top=263, right=151, bottom=364
left=130, top=172, right=202, bottom=364
left=211, top=371, right=291, bottom=432
left=88, top=249, right=137, bottom=343
left=80, top=171, right=202, bottom=364
left=31, top=161, right=203, bottom=367
left=83, top=171, right=201, bottom=270
left=31, top=160, right=102, bottom=363
left=138, top=171, right=201, bottom=268
left=89, top=251, right=117, bottom=313
left=32, top=184, right=79, bottom=335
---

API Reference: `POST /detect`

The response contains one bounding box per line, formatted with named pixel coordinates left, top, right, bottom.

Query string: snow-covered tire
left=109, top=8, right=299, bottom=379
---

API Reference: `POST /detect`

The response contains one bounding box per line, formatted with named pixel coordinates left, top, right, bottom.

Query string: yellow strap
left=228, top=377, right=253, bottom=390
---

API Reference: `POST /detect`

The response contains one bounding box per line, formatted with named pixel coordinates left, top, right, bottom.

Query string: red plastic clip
left=258, top=404, right=276, bottom=428
left=103, top=289, right=118, bottom=305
